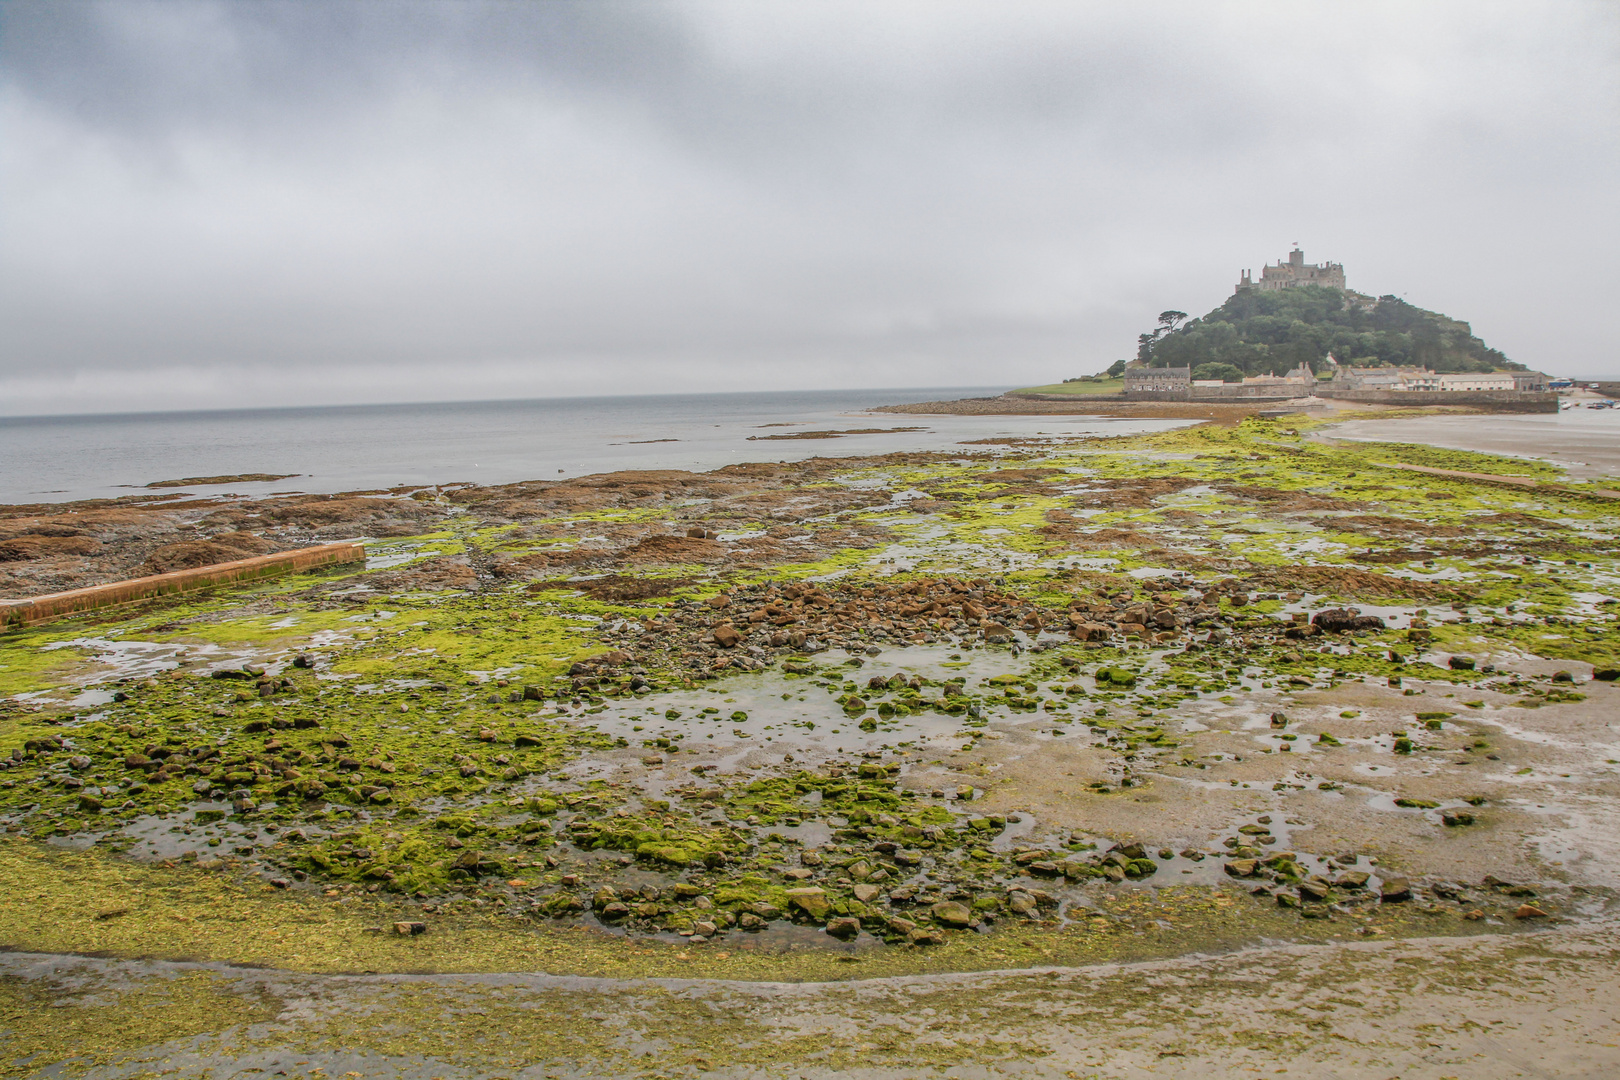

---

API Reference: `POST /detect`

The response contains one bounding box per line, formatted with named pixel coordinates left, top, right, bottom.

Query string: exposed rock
left=1312, top=608, right=1386, bottom=633
left=784, top=887, right=830, bottom=920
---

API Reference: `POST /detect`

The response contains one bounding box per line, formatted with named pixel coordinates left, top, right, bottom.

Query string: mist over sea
left=0, top=388, right=1194, bottom=505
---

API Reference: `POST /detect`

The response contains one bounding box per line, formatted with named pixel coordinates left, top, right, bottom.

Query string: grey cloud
left=1, top=1, right=1616, bottom=415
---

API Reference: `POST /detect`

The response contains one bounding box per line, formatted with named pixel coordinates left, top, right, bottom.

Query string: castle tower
left=1236, top=248, right=1345, bottom=294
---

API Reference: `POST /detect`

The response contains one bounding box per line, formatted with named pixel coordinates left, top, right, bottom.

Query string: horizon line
left=0, top=384, right=1016, bottom=425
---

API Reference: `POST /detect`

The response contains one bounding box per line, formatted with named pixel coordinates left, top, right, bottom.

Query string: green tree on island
left=1136, top=286, right=1520, bottom=377
left=1136, top=310, right=1190, bottom=362
left=1191, top=362, right=1245, bottom=383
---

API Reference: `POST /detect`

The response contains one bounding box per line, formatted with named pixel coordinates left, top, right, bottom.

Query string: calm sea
left=0, top=388, right=1192, bottom=505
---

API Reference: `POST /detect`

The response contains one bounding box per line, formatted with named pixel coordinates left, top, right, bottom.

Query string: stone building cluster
left=1330, top=366, right=1548, bottom=392
left=1122, top=360, right=1549, bottom=401
left=1124, top=364, right=1315, bottom=398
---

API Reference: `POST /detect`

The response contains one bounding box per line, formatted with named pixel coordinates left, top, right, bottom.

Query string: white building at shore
left=1331, top=365, right=1543, bottom=392
left=1438, top=372, right=1517, bottom=391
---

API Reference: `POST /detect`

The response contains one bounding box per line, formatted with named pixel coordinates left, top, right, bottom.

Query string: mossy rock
left=1095, top=666, right=1138, bottom=687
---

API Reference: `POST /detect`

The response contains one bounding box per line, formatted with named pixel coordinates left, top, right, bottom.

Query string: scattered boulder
left=1311, top=608, right=1386, bottom=633
left=784, top=887, right=830, bottom=920
left=1379, top=876, right=1412, bottom=902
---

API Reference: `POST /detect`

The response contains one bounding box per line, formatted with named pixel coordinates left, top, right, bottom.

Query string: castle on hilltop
left=1236, top=248, right=1345, bottom=293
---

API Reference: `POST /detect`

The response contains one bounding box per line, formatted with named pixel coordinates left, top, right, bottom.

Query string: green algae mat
left=2, top=416, right=1617, bottom=991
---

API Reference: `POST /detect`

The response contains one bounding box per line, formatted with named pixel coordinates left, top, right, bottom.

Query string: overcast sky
left=2, top=1, right=1616, bottom=416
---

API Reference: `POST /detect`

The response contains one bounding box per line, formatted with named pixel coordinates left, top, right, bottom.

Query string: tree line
left=1102, top=286, right=1521, bottom=382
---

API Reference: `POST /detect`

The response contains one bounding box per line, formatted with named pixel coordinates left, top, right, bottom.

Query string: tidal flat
left=2, top=413, right=1618, bottom=1076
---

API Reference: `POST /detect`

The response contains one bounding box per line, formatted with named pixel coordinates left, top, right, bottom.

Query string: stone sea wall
left=1013, top=388, right=1559, bottom=412
left=0, top=541, right=365, bottom=627
left=1319, top=389, right=1559, bottom=413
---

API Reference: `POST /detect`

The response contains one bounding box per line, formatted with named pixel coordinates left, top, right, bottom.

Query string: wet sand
left=8, top=924, right=1618, bottom=1078
left=1327, top=407, right=1620, bottom=480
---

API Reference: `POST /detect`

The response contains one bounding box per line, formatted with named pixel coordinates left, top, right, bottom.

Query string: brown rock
left=712, top=624, right=742, bottom=648
left=1515, top=904, right=1548, bottom=919
left=784, top=887, right=830, bottom=920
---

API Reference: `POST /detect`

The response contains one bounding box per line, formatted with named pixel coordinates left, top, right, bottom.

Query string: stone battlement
left=1237, top=247, right=1345, bottom=293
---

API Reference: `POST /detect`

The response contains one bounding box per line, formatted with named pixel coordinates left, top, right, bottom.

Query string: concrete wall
left=1, top=541, right=366, bottom=628
left=1319, top=390, right=1559, bottom=413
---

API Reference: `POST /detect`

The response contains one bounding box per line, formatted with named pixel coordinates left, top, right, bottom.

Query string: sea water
left=0, top=388, right=1193, bottom=504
